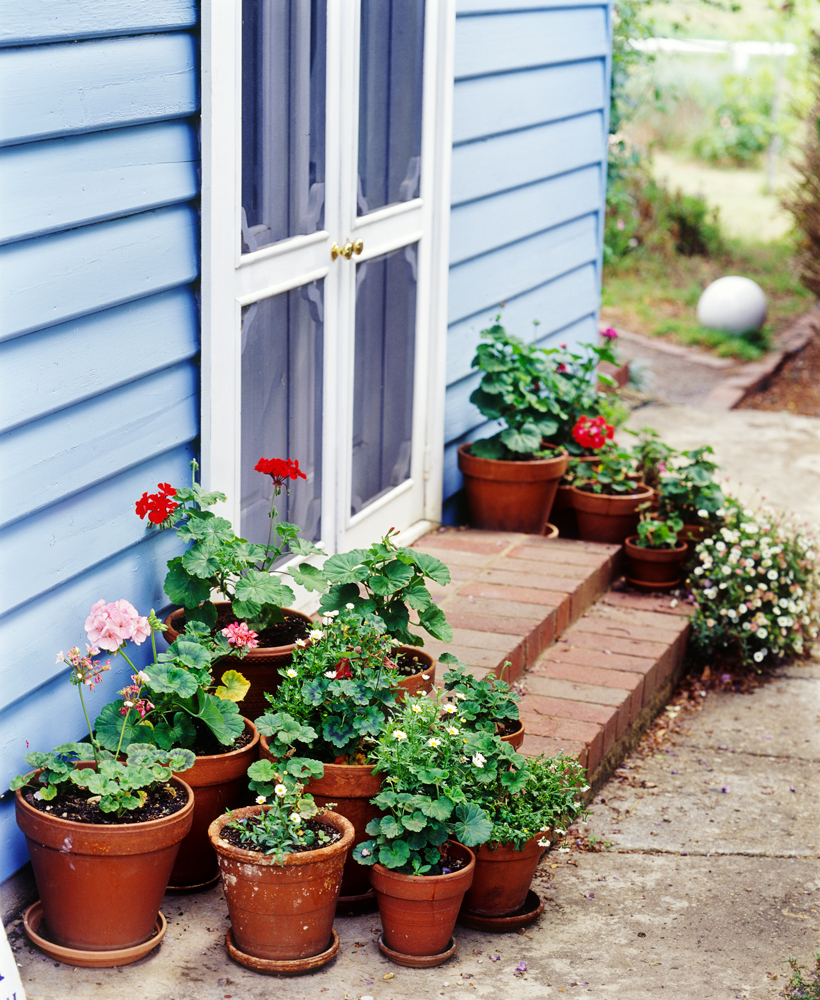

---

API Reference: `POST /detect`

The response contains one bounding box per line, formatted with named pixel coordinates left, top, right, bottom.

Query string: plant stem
left=76, top=683, right=100, bottom=766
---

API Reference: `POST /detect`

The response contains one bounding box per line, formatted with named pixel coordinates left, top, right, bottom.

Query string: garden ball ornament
left=696, top=275, right=767, bottom=335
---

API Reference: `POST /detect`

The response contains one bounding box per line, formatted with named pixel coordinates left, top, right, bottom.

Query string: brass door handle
left=331, top=239, right=364, bottom=260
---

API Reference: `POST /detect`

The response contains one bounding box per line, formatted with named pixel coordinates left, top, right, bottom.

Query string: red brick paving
left=411, top=527, right=693, bottom=784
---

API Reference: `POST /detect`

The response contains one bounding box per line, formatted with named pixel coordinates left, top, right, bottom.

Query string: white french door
left=201, top=0, right=454, bottom=558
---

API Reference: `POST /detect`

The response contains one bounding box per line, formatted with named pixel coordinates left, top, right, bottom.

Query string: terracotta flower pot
left=571, top=484, right=654, bottom=545
left=370, top=841, right=475, bottom=966
left=500, top=718, right=525, bottom=751
left=457, top=444, right=568, bottom=534
left=15, top=773, right=194, bottom=961
left=393, top=646, right=435, bottom=700
left=208, top=806, right=354, bottom=966
left=259, top=735, right=383, bottom=904
left=163, top=604, right=313, bottom=721
left=460, top=837, right=546, bottom=918
left=168, top=718, right=259, bottom=890
left=624, top=536, right=689, bottom=592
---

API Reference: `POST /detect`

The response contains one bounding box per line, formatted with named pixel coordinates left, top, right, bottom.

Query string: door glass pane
left=241, top=0, right=327, bottom=252
left=357, top=0, right=424, bottom=216
left=351, top=245, right=417, bottom=515
left=240, top=281, right=324, bottom=556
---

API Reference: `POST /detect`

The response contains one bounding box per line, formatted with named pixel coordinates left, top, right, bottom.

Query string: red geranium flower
left=135, top=483, right=179, bottom=524
left=254, top=457, right=307, bottom=487
left=334, top=657, right=353, bottom=680
left=572, top=415, right=614, bottom=451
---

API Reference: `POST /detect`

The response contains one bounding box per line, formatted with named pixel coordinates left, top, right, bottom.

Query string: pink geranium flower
left=85, top=599, right=150, bottom=652
left=221, top=622, right=259, bottom=651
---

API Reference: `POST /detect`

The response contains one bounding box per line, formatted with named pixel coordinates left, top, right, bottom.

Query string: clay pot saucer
left=335, top=886, right=378, bottom=915
left=23, top=902, right=166, bottom=967
left=377, top=933, right=457, bottom=968
left=225, top=928, right=340, bottom=975
left=458, top=889, right=544, bottom=932
left=165, top=872, right=220, bottom=895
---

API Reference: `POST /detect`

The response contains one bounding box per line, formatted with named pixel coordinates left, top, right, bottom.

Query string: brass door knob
left=331, top=242, right=343, bottom=260
left=331, top=239, right=364, bottom=260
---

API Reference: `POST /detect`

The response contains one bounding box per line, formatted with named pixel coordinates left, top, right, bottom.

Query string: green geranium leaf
left=419, top=797, right=453, bottom=821
left=380, top=815, right=403, bottom=838
left=318, top=583, right=362, bottom=614
left=322, top=715, right=356, bottom=748
left=402, top=583, right=434, bottom=612
left=469, top=435, right=506, bottom=460
left=163, top=558, right=212, bottom=610
left=288, top=562, right=326, bottom=592
left=365, top=817, right=382, bottom=836
left=352, top=705, right=383, bottom=737
left=378, top=840, right=411, bottom=869
left=177, top=513, right=235, bottom=544
left=285, top=757, right=324, bottom=779
left=94, top=701, right=155, bottom=752
left=193, top=696, right=244, bottom=746
left=247, top=759, right=279, bottom=784
left=233, top=571, right=294, bottom=618
left=181, top=542, right=222, bottom=579
left=370, top=561, right=414, bottom=596
left=153, top=711, right=196, bottom=750
left=320, top=550, right=369, bottom=584
left=144, top=660, right=200, bottom=698
left=352, top=841, right=377, bottom=866
left=405, top=550, right=450, bottom=586
left=300, top=678, right=326, bottom=706
left=500, top=422, right=542, bottom=455
left=402, top=810, right=428, bottom=833
left=418, top=604, right=453, bottom=642
left=452, top=801, right=494, bottom=847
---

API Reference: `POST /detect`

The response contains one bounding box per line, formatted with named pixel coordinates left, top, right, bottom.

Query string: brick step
left=411, top=528, right=693, bottom=791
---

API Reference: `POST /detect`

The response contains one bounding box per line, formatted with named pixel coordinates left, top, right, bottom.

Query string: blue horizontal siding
left=0, top=204, right=199, bottom=342
left=449, top=214, right=599, bottom=325
left=454, top=7, right=608, bottom=79
left=444, top=1, right=612, bottom=509
left=0, top=121, right=199, bottom=245
left=0, top=289, right=199, bottom=433
left=453, top=61, right=606, bottom=144
left=446, top=263, right=600, bottom=385
left=450, top=165, right=602, bottom=266
left=0, top=447, right=197, bottom=620
left=0, top=32, right=198, bottom=147
left=0, top=0, right=198, bottom=47
left=0, top=526, right=191, bottom=880
left=451, top=112, right=606, bottom=207
left=0, top=362, right=199, bottom=529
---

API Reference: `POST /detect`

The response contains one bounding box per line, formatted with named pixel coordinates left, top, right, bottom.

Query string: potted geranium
left=291, top=526, right=452, bottom=661
left=569, top=416, right=652, bottom=544
left=459, top=751, right=589, bottom=929
left=256, top=606, right=403, bottom=906
left=353, top=693, right=507, bottom=967
left=658, top=445, right=725, bottom=549
left=441, top=655, right=524, bottom=748
left=136, top=457, right=320, bottom=719
left=91, top=604, right=259, bottom=891
left=208, top=758, right=354, bottom=974
left=456, top=320, right=569, bottom=533
left=624, top=514, right=687, bottom=591
left=11, top=607, right=197, bottom=966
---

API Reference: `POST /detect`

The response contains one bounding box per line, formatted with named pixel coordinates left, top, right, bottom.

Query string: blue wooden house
left=0, top=0, right=613, bottom=895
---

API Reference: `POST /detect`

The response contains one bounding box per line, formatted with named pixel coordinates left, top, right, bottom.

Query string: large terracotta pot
left=163, top=603, right=313, bottom=721
left=168, top=718, right=259, bottom=890
left=571, top=484, right=653, bottom=545
left=209, top=806, right=354, bottom=964
left=460, top=837, right=545, bottom=918
left=370, top=841, right=475, bottom=966
left=15, top=773, right=194, bottom=959
left=457, top=444, right=568, bottom=533
left=624, top=536, right=688, bottom=592
left=259, top=735, right=383, bottom=903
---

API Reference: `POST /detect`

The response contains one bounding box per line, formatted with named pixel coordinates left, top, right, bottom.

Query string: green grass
left=601, top=238, right=811, bottom=361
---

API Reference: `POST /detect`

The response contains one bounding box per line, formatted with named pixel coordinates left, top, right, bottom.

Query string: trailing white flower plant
left=689, top=497, right=820, bottom=668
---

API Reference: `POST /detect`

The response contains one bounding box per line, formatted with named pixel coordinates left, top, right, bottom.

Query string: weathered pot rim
left=15, top=772, right=195, bottom=846
left=370, top=841, right=475, bottom=888
left=457, top=442, right=569, bottom=479
left=624, top=535, right=688, bottom=557
left=164, top=603, right=312, bottom=649
left=473, top=835, right=546, bottom=858
left=208, top=805, right=355, bottom=867
left=571, top=483, right=653, bottom=500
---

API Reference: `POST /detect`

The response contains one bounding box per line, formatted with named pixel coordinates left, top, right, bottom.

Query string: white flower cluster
left=690, top=502, right=820, bottom=667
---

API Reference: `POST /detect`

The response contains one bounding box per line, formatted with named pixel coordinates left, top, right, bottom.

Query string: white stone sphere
left=697, top=276, right=767, bottom=335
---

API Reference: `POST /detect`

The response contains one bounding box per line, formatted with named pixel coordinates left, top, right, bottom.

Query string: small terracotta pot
left=163, top=604, right=313, bottom=721
left=500, top=719, right=525, bottom=750
left=549, top=482, right=579, bottom=539
left=624, top=536, right=689, bottom=592
left=571, top=484, right=654, bottom=545
left=15, top=773, right=194, bottom=956
left=370, top=841, right=475, bottom=963
left=393, top=647, right=435, bottom=700
left=168, top=718, right=259, bottom=890
left=460, top=837, right=546, bottom=918
left=457, top=444, right=568, bottom=533
left=259, top=735, right=383, bottom=902
left=209, top=806, right=354, bottom=962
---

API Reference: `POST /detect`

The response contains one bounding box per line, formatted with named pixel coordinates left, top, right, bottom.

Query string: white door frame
left=199, top=0, right=455, bottom=554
